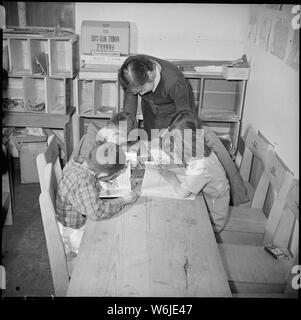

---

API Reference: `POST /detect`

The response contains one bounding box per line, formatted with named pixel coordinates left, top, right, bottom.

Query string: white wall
left=74, top=3, right=299, bottom=177
left=242, top=5, right=299, bottom=178
left=75, top=3, right=250, bottom=60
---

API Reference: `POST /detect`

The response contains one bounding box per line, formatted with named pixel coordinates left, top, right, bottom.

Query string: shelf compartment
left=45, top=78, right=73, bottom=114
left=2, top=77, right=25, bottom=112
left=50, top=38, right=79, bottom=78
left=76, top=79, right=120, bottom=117
left=23, top=77, right=46, bottom=113
left=30, top=39, right=49, bottom=76
left=200, top=110, right=240, bottom=122
left=200, top=78, right=246, bottom=120
left=9, top=38, right=31, bottom=75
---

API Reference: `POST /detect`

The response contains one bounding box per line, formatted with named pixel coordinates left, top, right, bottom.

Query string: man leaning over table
left=118, top=54, right=196, bottom=140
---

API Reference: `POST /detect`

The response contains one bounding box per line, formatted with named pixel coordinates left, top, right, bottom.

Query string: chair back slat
left=264, top=151, right=292, bottom=194
left=36, top=135, right=62, bottom=192
left=285, top=180, right=299, bottom=220
left=245, top=128, right=271, bottom=163
left=273, top=207, right=295, bottom=249
left=263, top=152, right=294, bottom=245
left=239, top=128, right=274, bottom=203
left=39, top=163, right=69, bottom=296
left=36, top=153, right=47, bottom=192
left=289, top=220, right=299, bottom=259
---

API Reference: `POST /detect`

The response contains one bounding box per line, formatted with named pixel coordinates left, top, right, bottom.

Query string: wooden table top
left=67, top=191, right=231, bottom=297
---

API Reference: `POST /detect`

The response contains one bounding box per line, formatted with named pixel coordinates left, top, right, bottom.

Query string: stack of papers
left=141, top=162, right=195, bottom=200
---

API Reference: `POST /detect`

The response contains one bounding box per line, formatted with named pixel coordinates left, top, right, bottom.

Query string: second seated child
left=158, top=110, right=230, bottom=233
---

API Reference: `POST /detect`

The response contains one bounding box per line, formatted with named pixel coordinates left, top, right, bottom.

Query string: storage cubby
left=2, top=77, right=25, bottom=112
left=30, top=39, right=49, bottom=76
left=9, top=38, right=31, bottom=75
left=23, top=77, right=46, bottom=113
left=50, top=38, right=78, bottom=78
left=45, top=78, right=72, bottom=114
left=200, top=78, right=246, bottom=121
left=76, top=79, right=120, bottom=117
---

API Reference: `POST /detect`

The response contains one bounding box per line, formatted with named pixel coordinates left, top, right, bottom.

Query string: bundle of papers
left=141, top=162, right=195, bottom=200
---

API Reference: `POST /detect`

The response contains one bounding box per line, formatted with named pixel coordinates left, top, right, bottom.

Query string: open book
left=99, top=163, right=131, bottom=198
left=141, top=162, right=195, bottom=200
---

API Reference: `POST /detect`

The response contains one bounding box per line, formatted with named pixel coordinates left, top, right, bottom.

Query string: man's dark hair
left=118, top=55, right=155, bottom=92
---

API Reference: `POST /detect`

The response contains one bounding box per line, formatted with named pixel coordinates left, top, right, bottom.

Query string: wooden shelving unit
left=172, top=59, right=248, bottom=159
left=3, top=31, right=79, bottom=163
left=4, top=33, right=79, bottom=78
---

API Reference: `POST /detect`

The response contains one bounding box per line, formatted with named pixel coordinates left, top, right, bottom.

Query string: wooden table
left=67, top=193, right=232, bottom=297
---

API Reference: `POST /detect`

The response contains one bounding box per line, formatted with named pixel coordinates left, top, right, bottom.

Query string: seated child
left=56, top=141, right=137, bottom=255
left=158, top=110, right=230, bottom=233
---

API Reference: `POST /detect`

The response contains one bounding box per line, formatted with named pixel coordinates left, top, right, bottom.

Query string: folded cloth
left=203, top=126, right=249, bottom=206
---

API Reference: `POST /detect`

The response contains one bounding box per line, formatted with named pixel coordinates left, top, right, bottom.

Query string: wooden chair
left=38, top=163, right=70, bottom=296
left=218, top=149, right=294, bottom=245
left=237, top=128, right=274, bottom=207
left=36, top=135, right=72, bottom=296
left=218, top=179, right=299, bottom=296
left=36, top=135, right=62, bottom=192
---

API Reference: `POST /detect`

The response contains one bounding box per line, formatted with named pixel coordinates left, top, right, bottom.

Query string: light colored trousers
left=203, top=192, right=230, bottom=233
left=57, top=222, right=85, bottom=254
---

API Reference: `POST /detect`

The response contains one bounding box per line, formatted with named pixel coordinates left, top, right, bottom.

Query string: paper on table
left=141, top=162, right=195, bottom=200
left=99, top=163, right=131, bottom=198
left=150, top=148, right=172, bottom=164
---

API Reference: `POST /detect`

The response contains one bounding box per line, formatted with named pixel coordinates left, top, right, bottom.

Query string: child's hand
left=121, top=190, right=138, bottom=204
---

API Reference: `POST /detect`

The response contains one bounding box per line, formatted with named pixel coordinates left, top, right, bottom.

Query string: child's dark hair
left=109, top=111, right=137, bottom=134
left=118, top=55, right=155, bottom=92
left=168, top=109, right=212, bottom=158
left=88, top=141, right=126, bottom=177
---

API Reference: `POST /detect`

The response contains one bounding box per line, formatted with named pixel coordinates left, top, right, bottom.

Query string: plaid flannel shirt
left=56, top=157, right=126, bottom=229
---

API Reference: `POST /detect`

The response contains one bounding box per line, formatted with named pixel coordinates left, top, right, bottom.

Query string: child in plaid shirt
left=56, top=142, right=137, bottom=255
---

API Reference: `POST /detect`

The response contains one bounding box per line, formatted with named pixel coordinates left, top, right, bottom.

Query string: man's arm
left=169, top=77, right=194, bottom=111
left=123, top=91, right=138, bottom=117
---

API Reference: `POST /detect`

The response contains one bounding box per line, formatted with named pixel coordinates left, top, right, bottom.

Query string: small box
left=264, top=244, right=291, bottom=260
left=222, top=55, right=250, bottom=80
left=222, top=65, right=250, bottom=80
left=12, top=134, right=48, bottom=183
left=81, top=20, right=131, bottom=56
